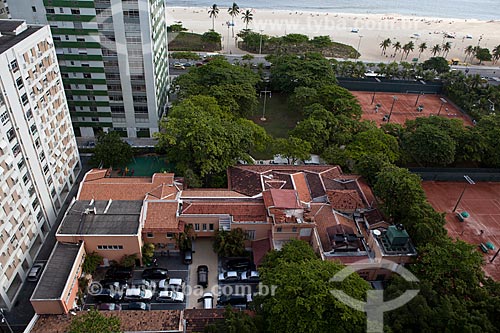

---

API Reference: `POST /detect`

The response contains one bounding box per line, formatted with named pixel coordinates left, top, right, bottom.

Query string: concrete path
left=186, top=238, right=218, bottom=309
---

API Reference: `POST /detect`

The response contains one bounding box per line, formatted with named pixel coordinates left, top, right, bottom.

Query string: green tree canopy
left=402, top=123, right=457, bottom=166
left=272, top=136, right=312, bottom=164
left=373, top=164, right=426, bottom=220
left=422, top=57, right=450, bottom=73
left=269, top=53, right=337, bottom=93
left=68, top=309, right=121, bottom=333
left=475, top=47, right=492, bottom=64
left=213, top=228, right=247, bottom=257
left=90, top=131, right=133, bottom=168
left=470, top=114, right=500, bottom=167
left=204, top=306, right=259, bottom=333
left=257, top=240, right=369, bottom=333
left=173, top=58, right=260, bottom=116
left=156, top=95, right=269, bottom=179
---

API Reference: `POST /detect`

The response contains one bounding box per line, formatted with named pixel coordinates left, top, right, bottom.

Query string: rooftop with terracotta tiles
left=143, top=201, right=181, bottom=232
left=181, top=200, right=268, bottom=222
left=77, top=169, right=179, bottom=201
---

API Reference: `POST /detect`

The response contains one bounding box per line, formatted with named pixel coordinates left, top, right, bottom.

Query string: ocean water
left=166, top=0, right=499, bottom=20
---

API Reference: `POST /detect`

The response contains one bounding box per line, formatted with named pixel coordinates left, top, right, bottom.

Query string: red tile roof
left=327, top=190, right=364, bottom=211
left=78, top=169, right=179, bottom=201
left=181, top=189, right=248, bottom=198
left=143, top=201, right=180, bottom=232
left=262, top=189, right=302, bottom=209
left=292, top=173, right=312, bottom=202
left=252, top=237, right=272, bottom=266
left=181, top=201, right=267, bottom=222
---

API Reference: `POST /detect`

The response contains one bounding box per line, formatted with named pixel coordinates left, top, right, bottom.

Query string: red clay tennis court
left=352, top=91, right=473, bottom=126
left=422, top=181, right=500, bottom=280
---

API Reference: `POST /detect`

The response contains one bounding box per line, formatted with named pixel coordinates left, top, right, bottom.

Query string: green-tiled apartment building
left=1, top=0, right=170, bottom=140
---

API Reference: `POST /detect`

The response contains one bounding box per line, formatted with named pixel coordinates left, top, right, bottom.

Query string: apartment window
left=10, top=60, right=18, bottom=72
left=276, top=227, right=282, bottom=232
left=91, top=117, right=99, bottom=122
left=59, top=7, right=64, bottom=13
left=47, top=176, right=53, bottom=186
left=46, top=8, right=55, bottom=14
left=65, top=35, right=69, bottom=41
left=39, top=152, right=45, bottom=162
left=194, top=224, right=200, bottom=231
left=32, top=198, right=40, bottom=210
left=97, top=245, right=124, bottom=250
left=85, top=84, right=93, bottom=90
left=292, top=227, right=298, bottom=232
left=30, top=124, right=37, bottom=135
left=71, top=9, right=80, bottom=15
left=209, top=224, right=214, bottom=231
left=26, top=109, right=33, bottom=120
left=202, top=224, right=207, bottom=231
left=21, top=93, right=29, bottom=106
left=50, top=188, right=56, bottom=198
left=12, top=143, right=21, bottom=157
left=7, top=128, right=15, bottom=142
left=134, top=106, right=148, bottom=113
left=23, top=173, right=30, bottom=185
left=36, top=211, right=44, bottom=222
left=77, top=38, right=85, bottom=42
left=1, top=111, right=9, bottom=124
left=32, top=6, right=36, bottom=12
left=83, top=73, right=92, bottom=78
left=43, top=164, right=49, bottom=174
left=35, top=138, right=41, bottom=148
left=147, top=233, right=154, bottom=238
left=16, top=77, right=24, bottom=89
left=90, top=106, right=97, bottom=111
left=166, top=233, right=174, bottom=238
left=17, top=159, right=25, bottom=170
left=246, top=230, right=256, bottom=240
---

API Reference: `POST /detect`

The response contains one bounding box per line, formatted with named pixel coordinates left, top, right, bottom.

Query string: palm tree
left=402, top=41, right=415, bottom=60
left=392, top=41, right=401, bottom=57
left=492, top=45, right=500, bottom=64
left=208, top=4, right=219, bottom=31
left=241, top=9, right=253, bottom=30
left=380, top=38, right=391, bottom=55
left=227, top=3, right=239, bottom=37
left=431, top=44, right=441, bottom=57
left=418, top=42, right=427, bottom=59
left=464, top=45, right=475, bottom=62
left=442, top=42, right=452, bottom=58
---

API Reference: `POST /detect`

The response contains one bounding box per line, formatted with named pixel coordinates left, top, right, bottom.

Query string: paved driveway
left=187, top=238, right=218, bottom=309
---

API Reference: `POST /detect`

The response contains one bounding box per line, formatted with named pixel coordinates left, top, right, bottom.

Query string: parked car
left=27, top=263, right=45, bottom=282
left=198, top=292, right=214, bottom=309
left=130, top=279, right=155, bottom=290
left=159, top=278, right=184, bottom=291
left=105, top=266, right=133, bottom=280
left=223, top=258, right=252, bottom=272
left=157, top=290, right=185, bottom=303
left=94, top=288, right=123, bottom=303
left=173, top=62, right=185, bottom=69
left=124, top=288, right=153, bottom=302
left=98, top=303, right=122, bottom=311
left=142, top=268, right=169, bottom=280
left=240, top=270, right=260, bottom=282
left=218, top=271, right=240, bottom=282
left=183, top=249, right=192, bottom=265
left=217, top=294, right=251, bottom=308
left=197, top=265, right=209, bottom=288
left=100, top=279, right=128, bottom=291
left=127, top=302, right=148, bottom=311
left=183, top=62, right=193, bottom=67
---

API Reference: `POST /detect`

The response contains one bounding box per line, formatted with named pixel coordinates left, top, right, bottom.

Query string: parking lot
left=84, top=253, right=190, bottom=311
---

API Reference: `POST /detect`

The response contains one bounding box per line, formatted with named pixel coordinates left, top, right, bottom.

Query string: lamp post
left=487, top=99, right=495, bottom=114
left=387, top=95, right=398, bottom=123
left=452, top=175, right=475, bottom=212
left=259, top=29, right=264, bottom=55
left=226, top=21, right=233, bottom=54
left=437, top=97, right=447, bottom=116
left=414, top=91, right=424, bottom=106
left=260, top=88, right=272, bottom=121
left=356, top=35, right=363, bottom=57
left=0, top=309, right=14, bottom=333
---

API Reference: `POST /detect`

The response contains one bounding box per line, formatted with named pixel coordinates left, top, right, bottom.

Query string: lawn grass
left=248, top=93, right=304, bottom=159
left=168, top=32, right=221, bottom=52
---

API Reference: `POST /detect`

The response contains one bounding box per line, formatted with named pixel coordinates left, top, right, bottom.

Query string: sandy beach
left=167, top=6, right=500, bottom=63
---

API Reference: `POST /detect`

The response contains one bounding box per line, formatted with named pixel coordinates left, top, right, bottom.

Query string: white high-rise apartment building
left=2, top=0, right=170, bottom=140
left=0, top=20, right=81, bottom=309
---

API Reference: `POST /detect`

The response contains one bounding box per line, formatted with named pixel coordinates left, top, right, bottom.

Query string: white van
left=198, top=292, right=214, bottom=309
